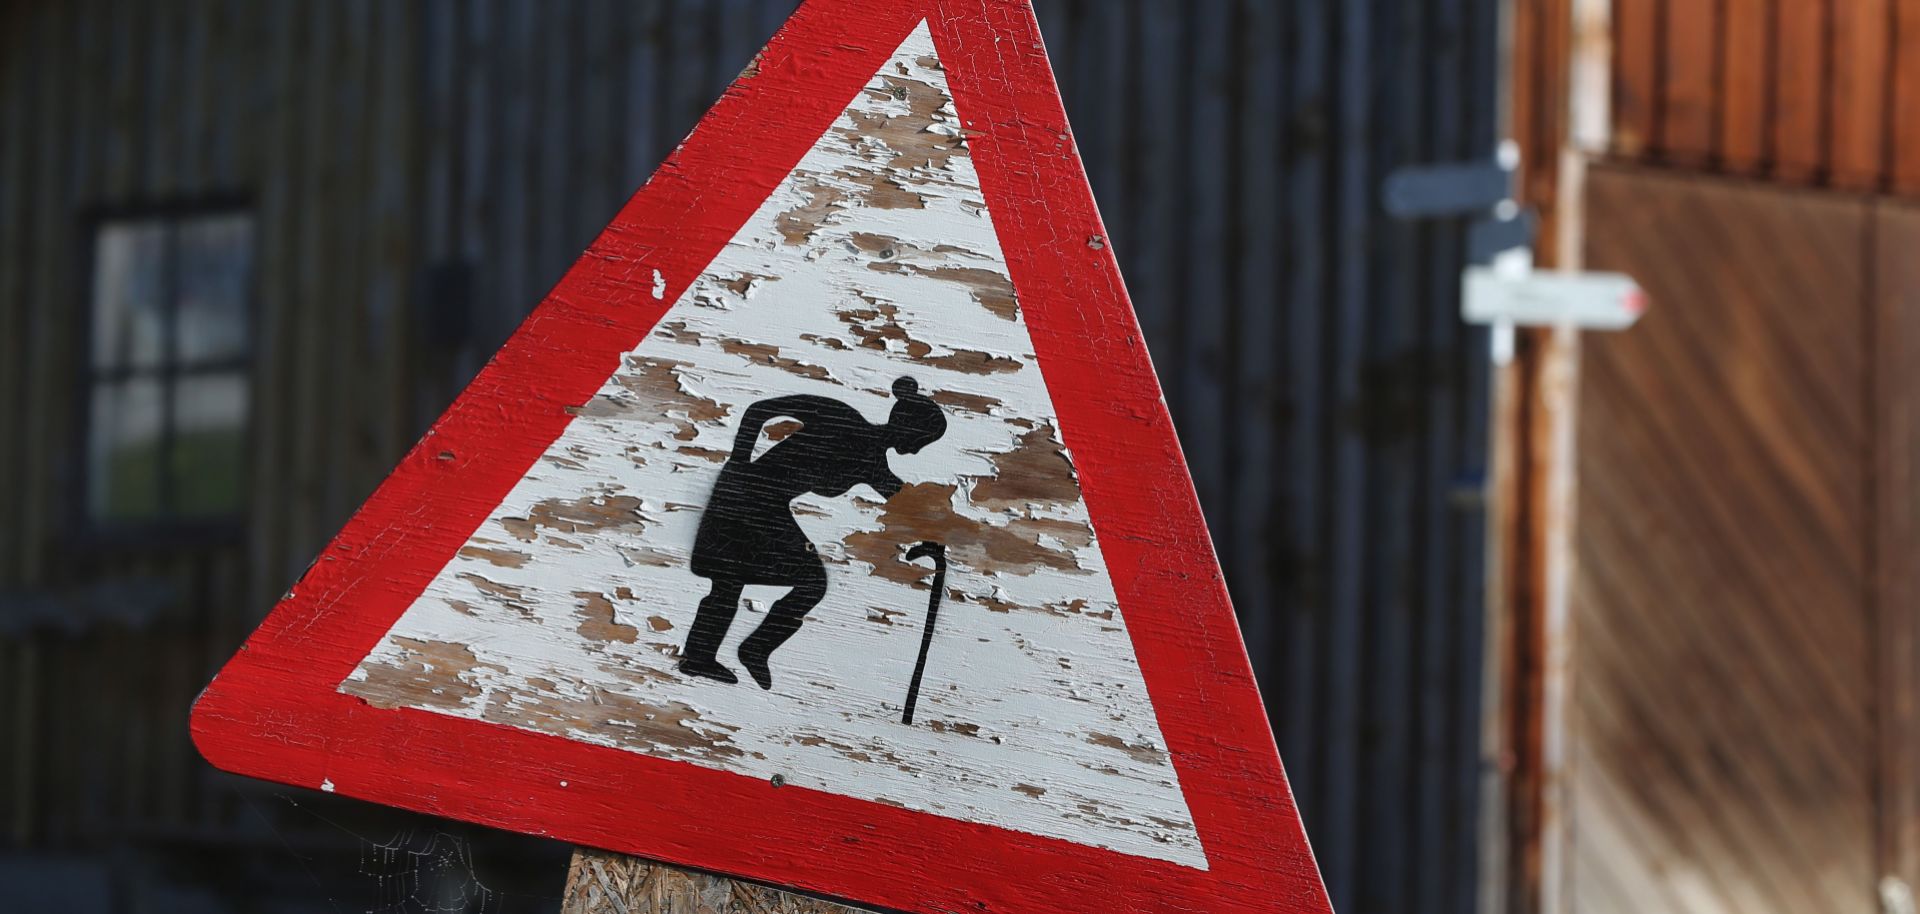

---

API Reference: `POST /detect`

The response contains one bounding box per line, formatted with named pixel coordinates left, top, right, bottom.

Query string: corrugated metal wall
left=0, top=2, right=1501, bottom=912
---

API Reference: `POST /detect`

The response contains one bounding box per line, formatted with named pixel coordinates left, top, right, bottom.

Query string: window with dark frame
left=84, top=209, right=254, bottom=528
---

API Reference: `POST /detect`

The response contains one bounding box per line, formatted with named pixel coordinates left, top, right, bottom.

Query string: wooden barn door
left=1566, top=162, right=1920, bottom=913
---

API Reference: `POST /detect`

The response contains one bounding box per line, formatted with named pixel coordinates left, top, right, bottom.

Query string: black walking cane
left=900, top=541, right=947, bottom=726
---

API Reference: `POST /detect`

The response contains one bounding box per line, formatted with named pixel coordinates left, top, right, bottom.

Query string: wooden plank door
left=1568, top=163, right=1883, bottom=913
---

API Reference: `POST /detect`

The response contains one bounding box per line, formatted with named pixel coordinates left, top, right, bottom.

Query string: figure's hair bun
left=886, top=375, right=947, bottom=453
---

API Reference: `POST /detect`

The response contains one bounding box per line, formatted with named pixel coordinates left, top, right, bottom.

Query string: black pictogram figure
left=680, top=377, right=947, bottom=690
left=900, top=542, right=947, bottom=726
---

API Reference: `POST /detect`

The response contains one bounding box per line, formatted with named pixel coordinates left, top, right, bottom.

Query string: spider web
left=358, top=828, right=502, bottom=914
left=237, top=791, right=564, bottom=914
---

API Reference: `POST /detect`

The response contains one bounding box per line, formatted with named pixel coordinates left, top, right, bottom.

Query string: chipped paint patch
left=344, top=23, right=1203, bottom=870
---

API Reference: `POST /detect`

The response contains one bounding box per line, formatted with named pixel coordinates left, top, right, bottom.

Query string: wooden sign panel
left=191, top=3, right=1331, bottom=913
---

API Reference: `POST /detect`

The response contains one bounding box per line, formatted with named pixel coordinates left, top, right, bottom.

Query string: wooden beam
left=560, top=848, right=868, bottom=914
left=1492, top=3, right=1606, bottom=913
left=1874, top=202, right=1920, bottom=913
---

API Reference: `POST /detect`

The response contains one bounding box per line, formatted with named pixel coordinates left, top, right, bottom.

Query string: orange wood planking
left=1831, top=0, right=1891, bottom=190
left=1891, top=0, right=1920, bottom=192
left=1611, top=0, right=1660, bottom=158
left=1771, top=0, right=1830, bottom=182
left=1718, top=0, right=1769, bottom=174
left=1660, top=0, right=1718, bottom=165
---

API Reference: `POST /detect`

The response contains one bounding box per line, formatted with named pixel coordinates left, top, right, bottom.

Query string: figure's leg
left=680, top=580, right=744, bottom=684
left=738, top=565, right=828, bottom=691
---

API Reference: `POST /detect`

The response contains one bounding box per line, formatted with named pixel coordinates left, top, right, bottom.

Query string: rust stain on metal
left=968, top=423, right=1079, bottom=508
left=501, top=494, right=649, bottom=543
left=929, top=388, right=1004, bottom=415
left=833, top=166, right=929, bottom=210
left=485, top=688, right=744, bottom=761
left=721, top=272, right=776, bottom=297
left=839, top=76, right=965, bottom=172
left=575, top=591, right=640, bottom=644
left=776, top=180, right=850, bottom=245
left=675, top=444, right=730, bottom=463
left=456, top=573, right=536, bottom=619
left=764, top=419, right=804, bottom=442
left=344, top=638, right=506, bottom=712
left=616, top=546, right=679, bottom=568
left=927, top=720, right=983, bottom=738
left=716, top=337, right=834, bottom=381
left=736, top=49, right=764, bottom=81
left=1087, top=732, right=1167, bottom=766
left=869, top=261, right=1018, bottom=321
left=841, top=482, right=1090, bottom=584
left=569, top=356, right=732, bottom=442
left=846, top=233, right=1016, bottom=320
left=836, top=300, right=1021, bottom=375
left=458, top=545, right=533, bottom=569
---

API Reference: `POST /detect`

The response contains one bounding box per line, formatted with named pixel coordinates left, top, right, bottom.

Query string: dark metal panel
left=1227, top=0, right=1284, bottom=698
left=1279, top=0, right=1333, bottom=847
left=1181, top=0, right=1235, bottom=536
left=0, top=2, right=1500, bottom=912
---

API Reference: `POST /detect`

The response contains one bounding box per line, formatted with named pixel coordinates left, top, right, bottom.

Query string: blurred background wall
left=0, top=1, right=1501, bottom=912
left=1500, top=2, right=1920, bottom=913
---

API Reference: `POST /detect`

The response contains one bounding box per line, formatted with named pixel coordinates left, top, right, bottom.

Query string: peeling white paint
left=652, top=269, right=667, bottom=301
left=321, top=778, right=336, bottom=793
left=343, top=23, right=1203, bottom=869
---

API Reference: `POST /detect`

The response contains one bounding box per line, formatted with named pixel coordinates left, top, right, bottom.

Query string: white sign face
left=342, top=23, right=1205, bottom=869
left=1462, top=264, right=1648, bottom=330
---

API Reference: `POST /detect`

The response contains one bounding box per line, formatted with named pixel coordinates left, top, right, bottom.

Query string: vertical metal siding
left=0, top=3, right=1500, bottom=912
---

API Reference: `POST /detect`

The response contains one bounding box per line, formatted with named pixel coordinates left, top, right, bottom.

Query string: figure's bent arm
left=729, top=395, right=831, bottom=463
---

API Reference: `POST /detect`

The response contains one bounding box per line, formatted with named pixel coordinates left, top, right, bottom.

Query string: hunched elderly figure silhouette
left=679, top=376, right=948, bottom=689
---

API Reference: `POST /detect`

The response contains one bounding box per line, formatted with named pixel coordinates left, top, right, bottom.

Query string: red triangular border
left=192, top=2, right=1331, bottom=911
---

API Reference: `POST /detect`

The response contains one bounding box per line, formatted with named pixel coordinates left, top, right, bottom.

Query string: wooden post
left=560, top=849, right=868, bottom=914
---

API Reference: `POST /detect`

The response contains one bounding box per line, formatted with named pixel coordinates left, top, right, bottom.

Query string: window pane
left=87, top=377, right=164, bottom=521
left=175, top=214, right=254, bottom=364
left=170, top=372, right=249, bottom=517
left=90, top=222, right=168, bottom=371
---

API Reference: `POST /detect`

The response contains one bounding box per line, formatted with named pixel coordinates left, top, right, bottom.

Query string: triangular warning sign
left=192, top=3, right=1331, bottom=913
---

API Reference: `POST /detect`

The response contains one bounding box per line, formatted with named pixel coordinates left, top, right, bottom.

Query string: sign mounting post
left=191, top=2, right=1331, bottom=912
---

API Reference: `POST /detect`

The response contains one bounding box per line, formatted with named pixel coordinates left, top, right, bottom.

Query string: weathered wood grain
left=560, top=849, right=866, bottom=914
left=1572, top=163, right=1878, bottom=914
